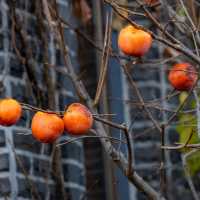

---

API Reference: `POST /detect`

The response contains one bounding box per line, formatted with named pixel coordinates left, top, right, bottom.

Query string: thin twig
left=160, top=125, right=167, bottom=197
left=161, top=130, right=194, bottom=150
left=182, top=150, right=200, bottom=200
left=93, top=10, right=113, bottom=106
left=56, top=135, right=126, bottom=147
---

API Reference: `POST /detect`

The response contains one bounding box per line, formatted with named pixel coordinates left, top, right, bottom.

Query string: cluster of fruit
left=0, top=24, right=198, bottom=145
left=118, top=25, right=198, bottom=91
left=0, top=99, right=93, bottom=143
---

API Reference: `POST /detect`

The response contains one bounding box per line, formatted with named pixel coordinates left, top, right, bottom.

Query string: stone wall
left=0, top=0, right=85, bottom=199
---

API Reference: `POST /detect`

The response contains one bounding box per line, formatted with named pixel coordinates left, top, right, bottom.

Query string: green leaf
left=186, top=151, right=200, bottom=176
left=176, top=114, right=198, bottom=146
left=176, top=92, right=200, bottom=176
left=179, top=92, right=188, bottom=104
left=176, top=114, right=200, bottom=175
left=177, top=7, right=186, bottom=18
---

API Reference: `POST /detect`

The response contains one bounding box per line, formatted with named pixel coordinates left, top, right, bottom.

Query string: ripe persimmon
left=0, top=98, right=22, bottom=126
left=31, top=112, right=64, bottom=143
left=168, top=63, right=198, bottom=91
left=63, top=103, right=93, bottom=135
left=118, top=25, right=152, bottom=57
left=144, top=0, right=158, bottom=5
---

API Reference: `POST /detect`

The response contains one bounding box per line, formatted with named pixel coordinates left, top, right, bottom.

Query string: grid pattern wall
left=0, top=0, right=85, bottom=199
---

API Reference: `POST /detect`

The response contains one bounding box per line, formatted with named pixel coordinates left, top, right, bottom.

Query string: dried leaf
left=163, top=47, right=180, bottom=58
left=72, top=0, right=92, bottom=25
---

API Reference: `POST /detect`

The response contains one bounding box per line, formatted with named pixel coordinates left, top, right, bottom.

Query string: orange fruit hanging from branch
left=118, top=25, right=152, bottom=57
left=168, top=63, right=198, bottom=91
left=0, top=98, right=22, bottom=126
left=63, top=103, right=93, bottom=135
left=144, top=0, right=158, bottom=5
left=31, top=112, right=64, bottom=143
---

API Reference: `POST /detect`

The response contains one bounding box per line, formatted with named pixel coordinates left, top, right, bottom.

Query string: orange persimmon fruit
left=118, top=25, right=152, bottom=57
left=31, top=111, right=64, bottom=143
left=0, top=98, right=22, bottom=126
left=63, top=103, right=93, bottom=135
left=168, top=63, right=198, bottom=91
left=144, top=0, right=158, bottom=5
